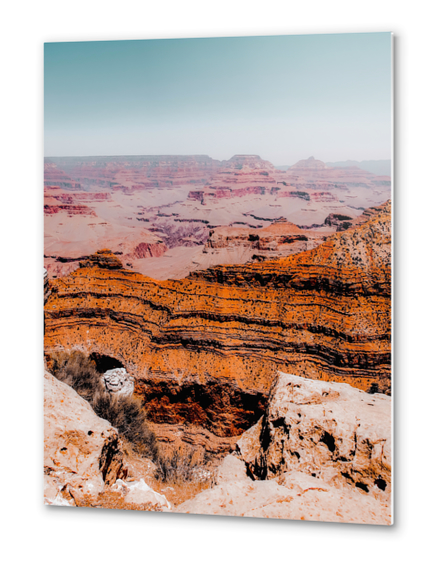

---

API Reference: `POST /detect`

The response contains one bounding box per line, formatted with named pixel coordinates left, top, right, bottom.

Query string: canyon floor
left=44, top=154, right=391, bottom=524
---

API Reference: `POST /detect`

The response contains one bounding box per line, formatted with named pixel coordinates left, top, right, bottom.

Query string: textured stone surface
left=177, top=372, right=391, bottom=525
left=44, top=269, right=50, bottom=304
left=102, top=367, right=135, bottom=397
left=236, top=372, right=391, bottom=498
left=213, top=454, right=250, bottom=486
left=44, top=371, right=125, bottom=505
left=176, top=474, right=390, bottom=524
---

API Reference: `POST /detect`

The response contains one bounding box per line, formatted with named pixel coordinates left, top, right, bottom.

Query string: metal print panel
left=44, top=32, right=392, bottom=524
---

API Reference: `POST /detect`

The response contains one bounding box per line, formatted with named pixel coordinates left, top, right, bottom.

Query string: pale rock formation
left=177, top=372, right=392, bottom=525
left=177, top=473, right=390, bottom=524
left=112, top=479, right=171, bottom=510
left=238, top=372, right=391, bottom=497
left=102, top=367, right=135, bottom=397
left=44, top=371, right=125, bottom=506
left=213, top=455, right=250, bottom=486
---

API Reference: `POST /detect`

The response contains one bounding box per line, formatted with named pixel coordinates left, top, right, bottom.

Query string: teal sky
left=44, top=33, right=392, bottom=165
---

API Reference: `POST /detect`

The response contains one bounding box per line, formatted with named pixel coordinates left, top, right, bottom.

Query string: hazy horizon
left=45, top=33, right=392, bottom=163
left=44, top=153, right=392, bottom=169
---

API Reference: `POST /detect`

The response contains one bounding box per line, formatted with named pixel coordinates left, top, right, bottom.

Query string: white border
left=2, top=1, right=432, bottom=560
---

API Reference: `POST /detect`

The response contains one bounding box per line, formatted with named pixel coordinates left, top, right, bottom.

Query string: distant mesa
left=225, top=154, right=275, bottom=170
left=290, top=156, right=327, bottom=170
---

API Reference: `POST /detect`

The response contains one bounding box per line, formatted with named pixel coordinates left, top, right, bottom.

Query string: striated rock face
left=310, top=191, right=339, bottom=203
left=177, top=372, right=391, bottom=525
left=44, top=371, right=125, bottom=505
left=44, top=201, right=391, bottom=450
left=44, top=162, right=81, bottom=190
left=103, top=368, right=135, bottom=397
left=79, top=249, right=124, bottom=269
left=44, top=203, right=96, bottom=216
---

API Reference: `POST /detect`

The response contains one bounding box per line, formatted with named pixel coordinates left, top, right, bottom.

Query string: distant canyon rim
left=44, top=154, right=390, bottom=280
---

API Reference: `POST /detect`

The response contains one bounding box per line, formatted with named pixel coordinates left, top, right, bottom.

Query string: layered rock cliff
left=44, top=201, right=391, bottom=451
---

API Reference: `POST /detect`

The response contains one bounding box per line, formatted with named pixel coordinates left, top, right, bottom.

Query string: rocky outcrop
left=177, top=372, right=391, bottom=525
left=78, top=249, right=124, bottom=269
left=44, top=187, right=112, bottom=204
left=310, top=191, right=339, bottom=202
left=324, top=213, right=355, bottom=231
left=44, top=371, right=125, bottom=505
left=236, top=373, right=391, bottom=493
left=130, top=242, right=167, bottom=259
left=103, top=368, right=135, bottom=397
left=276, top=190, right=310, bottom=200
left=177, top=466, right=391, bottom=524
left=324, top=201, right=390, bottom=232
left=44, top=202, right=391, bottom=451
left=44, top=370, right=171, bottom=510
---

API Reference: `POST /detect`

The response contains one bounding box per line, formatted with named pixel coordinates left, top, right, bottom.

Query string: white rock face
left=102, top=368, right=134, bottom=397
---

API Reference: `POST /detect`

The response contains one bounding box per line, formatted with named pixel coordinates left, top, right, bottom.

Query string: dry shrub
left=92, top=391, right=158, bottom=459
left=50, top=351, right=213, bottom=495
left=50, top=350, right=102, bottom=402
left=154, top=442, right=211, bottom=485
left=50, top=350, right=157, bottom=459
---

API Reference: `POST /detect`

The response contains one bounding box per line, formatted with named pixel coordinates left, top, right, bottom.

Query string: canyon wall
left=44, top=201, right=391, bottom=451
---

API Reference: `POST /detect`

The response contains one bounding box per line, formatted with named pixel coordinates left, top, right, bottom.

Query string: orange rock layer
left=44, top=202, right=391, bottom=444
